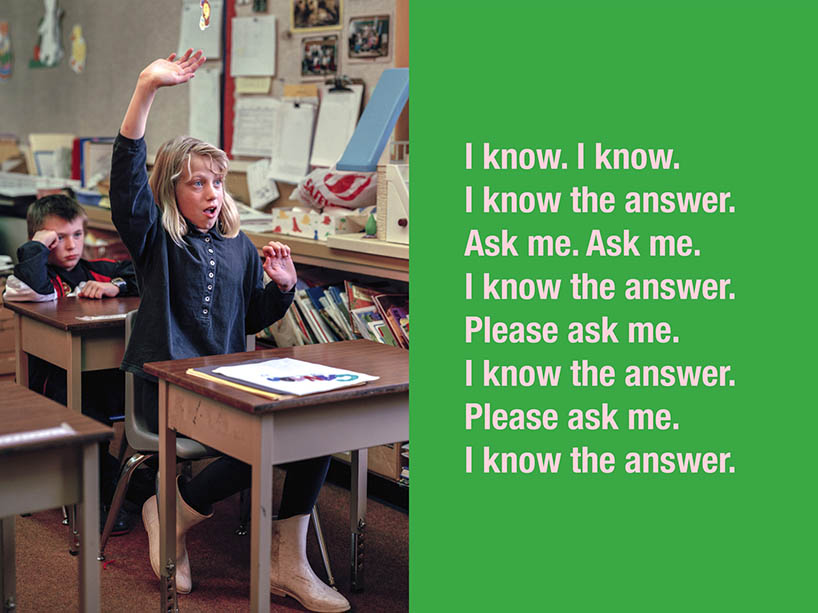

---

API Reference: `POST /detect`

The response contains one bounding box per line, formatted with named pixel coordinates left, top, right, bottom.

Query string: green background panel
left=411, top=3, right=816, bottom=611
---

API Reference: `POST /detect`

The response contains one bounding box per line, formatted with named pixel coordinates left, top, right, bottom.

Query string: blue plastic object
left=336, top=68, right=409, bottom=172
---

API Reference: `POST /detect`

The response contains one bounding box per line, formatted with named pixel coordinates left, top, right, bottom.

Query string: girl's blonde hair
left=149, top=136, right=240, bottom=246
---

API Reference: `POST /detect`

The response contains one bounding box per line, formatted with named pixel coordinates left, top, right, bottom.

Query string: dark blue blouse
left=110, top=134, right=293, bottom=378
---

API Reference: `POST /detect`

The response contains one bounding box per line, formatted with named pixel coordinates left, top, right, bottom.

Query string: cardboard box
left=270, top=205, right=373, bottom=241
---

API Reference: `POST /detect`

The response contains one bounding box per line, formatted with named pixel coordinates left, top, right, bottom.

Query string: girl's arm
left=112, top=50, right=205, bottom=262
left=120, top=49, right=205, bottom=139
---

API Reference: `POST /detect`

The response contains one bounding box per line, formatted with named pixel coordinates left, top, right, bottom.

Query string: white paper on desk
left=268, top=102, right=316, bottom=184
left=213, top=358, right=379, bottom=396
left=231, top=97, right=277, bottom=157
left=231, top=16, right=276, bottom=77
left=0, top=423, right=76, bottom=447
left=246, top=158, right=280, bottom=209
left=310, top=84, right=363, bottom=168
left=0, top=171, right=81, bottom=195
left=179, top=0, right=223, bottom=58
left=189, top=66, right=222, bottom=146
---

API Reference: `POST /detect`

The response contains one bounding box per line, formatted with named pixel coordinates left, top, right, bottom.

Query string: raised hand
left=138, top=49, right=206, bottom=90
left=262, top=241, right=297, bottom=292
left=121, top=49, right=207, bottom=139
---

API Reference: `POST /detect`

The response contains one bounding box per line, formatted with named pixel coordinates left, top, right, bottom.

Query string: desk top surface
left=0, top=382, right=112, bottom=455
left=3, top=296, right=140, bottom=331
left=144, top=339, right=409, bottom=414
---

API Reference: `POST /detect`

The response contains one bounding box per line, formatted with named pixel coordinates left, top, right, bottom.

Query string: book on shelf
left=373, top=293, right=409, bottom=349
left=294, top=289, right=336, bottom=343
left=259, top=280, right=408, bottom=349
left=368, top=319, right=393, bottom=345
left=306, top=286, right=355, bottom=340
left=350, top=305, right=382, bottom=341
left=262, top=309, right=309, bottom=347
left=342, top=281, right=408, bottom=349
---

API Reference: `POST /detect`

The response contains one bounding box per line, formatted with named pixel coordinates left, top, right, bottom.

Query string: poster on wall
left=292, top=0, right=342, bottom=32
left=69, top=25, right=86, bottom=74
left=30, top=0, right=64, bottom=68
left=0, top=22, right=12, bottom=79
left=346, top=14, right=391, bottom=62
left=180, top=0, right=223, bottom=58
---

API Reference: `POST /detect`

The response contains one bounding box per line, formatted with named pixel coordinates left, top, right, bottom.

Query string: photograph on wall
left=301, top=35, right=339, bottom=79
left=347, top=14, right=391, bottom=62
left=292, top=0, right=342, bottom=32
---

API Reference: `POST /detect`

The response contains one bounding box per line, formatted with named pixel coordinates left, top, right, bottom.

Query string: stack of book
left=400, top=442, right=409, bottom=485
left=261, top=281, right=408, bottom=349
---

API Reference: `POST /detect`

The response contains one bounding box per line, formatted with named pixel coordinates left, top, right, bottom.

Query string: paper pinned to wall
left=230, top=15, right=276, bottom=76
left=246, top=158, right=280, bottom=209
left=268, top=101, right=316, bottom=184
left=179, top=0, right=223, bottom=58
left=235, top=76, right=271, bottom=94
left=310, top=83, right=363, bottom=168
left=231, top=97, right=277, bottom=157
left=189, top=65, right=221, bottom=146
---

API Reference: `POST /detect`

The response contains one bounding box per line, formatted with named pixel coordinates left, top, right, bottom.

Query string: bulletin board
left=0, top=0, right=405, bottom=161
left=224, top=0, right=405, bottom=161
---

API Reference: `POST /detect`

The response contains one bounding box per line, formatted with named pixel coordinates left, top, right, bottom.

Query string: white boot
left=142, top=476, right=213, bottom=594
left=270, top=514, right=350, bottom=612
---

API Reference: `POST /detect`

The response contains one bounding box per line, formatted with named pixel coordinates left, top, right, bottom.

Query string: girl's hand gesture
left=138, top=49, right=206, bottom=91
left=262, top=241, right=297, bottom=293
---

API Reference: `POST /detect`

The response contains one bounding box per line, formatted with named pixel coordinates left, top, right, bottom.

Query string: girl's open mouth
left=204, top=206, right=218, bottom=217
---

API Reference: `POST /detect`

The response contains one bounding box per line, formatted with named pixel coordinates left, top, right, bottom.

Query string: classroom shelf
left=245, top=230, right=408, bottom=282
left=83, top=205, right=408, bottom=282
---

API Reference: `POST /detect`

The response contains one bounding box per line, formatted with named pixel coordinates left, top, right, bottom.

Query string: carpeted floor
left=12, top=468, right=408, bottom=612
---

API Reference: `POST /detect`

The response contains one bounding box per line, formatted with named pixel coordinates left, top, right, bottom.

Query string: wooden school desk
left=5, top=296, right=140, bottom=411
left=0, top=381, right=112, bottom=612
left=143, top=339, right=409, bottom=613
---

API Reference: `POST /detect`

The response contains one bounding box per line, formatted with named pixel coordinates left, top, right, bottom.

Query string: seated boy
left=4, top=193, right=138, bottom=302
left=3, top=194, right=140, bottom=534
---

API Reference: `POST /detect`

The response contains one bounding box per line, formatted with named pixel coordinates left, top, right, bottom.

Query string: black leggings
left=135, top=375, right=330, bottom=517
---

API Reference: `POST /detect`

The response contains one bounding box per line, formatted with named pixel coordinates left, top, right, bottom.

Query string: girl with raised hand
left=111, top=50, right=349, bottom=612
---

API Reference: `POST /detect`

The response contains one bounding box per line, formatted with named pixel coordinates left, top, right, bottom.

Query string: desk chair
left=100, top=312, right=336, bottom=589
left=98, top=311, right=215, bottom=560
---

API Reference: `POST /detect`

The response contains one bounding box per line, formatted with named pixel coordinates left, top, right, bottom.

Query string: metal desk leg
left=79, top=443, right=100, bottom=613
left=311, top=506, right=335, bottom=588
left=250, top=416, right=274, bottom=613
left=158, top=381, right=178, bottom=613
left=67, top=335, right=82, bottom=411
left=1, top=517, right=16, bottom=613
left=12, top=314, right=28, bottom=389
left=349, top=449, right=367, bottom=592
left=68, top=505, right=80, bottom=556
